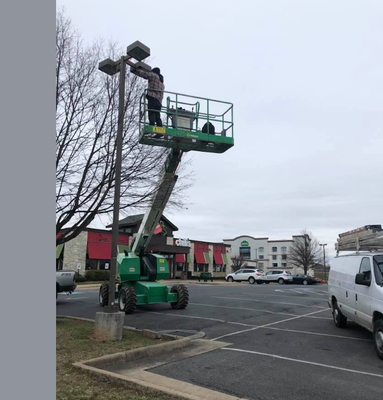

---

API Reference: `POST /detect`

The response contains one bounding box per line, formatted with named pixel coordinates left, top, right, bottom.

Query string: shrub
left=76, top=273, right=86, bottom=283
left=85, top=270, right=110, bottom=281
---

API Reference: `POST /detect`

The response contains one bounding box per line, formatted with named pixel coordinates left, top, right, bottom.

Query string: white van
left=328, top=252, right=383, bottom=360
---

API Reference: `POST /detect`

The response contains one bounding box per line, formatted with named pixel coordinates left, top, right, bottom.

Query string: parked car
left=225, top=268, right=265, bottom=284
left=262, top=270, right=293, bottom=285
left=56, top=270, right=77, bottom=299
left=328, top=252, right=383, bottom=360
left=292, top=274, right=317, bottom=285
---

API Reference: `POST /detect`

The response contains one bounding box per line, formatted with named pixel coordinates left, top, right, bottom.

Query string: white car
left=328, top=252, right=383, bottom=360
left=262, top=270, right=293, bottom=285
left=225, top=268, right=265, bottom=284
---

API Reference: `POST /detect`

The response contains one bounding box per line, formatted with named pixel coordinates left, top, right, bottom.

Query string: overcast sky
left=57, top=0, right=383, bottom=257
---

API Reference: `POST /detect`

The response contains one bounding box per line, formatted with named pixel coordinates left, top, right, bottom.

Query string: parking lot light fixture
left=126, top=41, right=150, bottom=61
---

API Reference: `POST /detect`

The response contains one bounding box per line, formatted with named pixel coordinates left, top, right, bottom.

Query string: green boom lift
left=99, top=87, right=234, bottom=314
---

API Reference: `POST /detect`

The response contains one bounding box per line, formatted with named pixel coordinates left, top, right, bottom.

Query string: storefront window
left=86, top=259, right=98, bottom=270
left=194, top=263, right=207, bottom=272
left=214, top=264, right=226, bottom=272
left=176, top=263, right=184, bottom=272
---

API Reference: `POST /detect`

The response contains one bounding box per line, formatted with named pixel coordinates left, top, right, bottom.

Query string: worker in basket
left=132, top=66, right=164, bottom=127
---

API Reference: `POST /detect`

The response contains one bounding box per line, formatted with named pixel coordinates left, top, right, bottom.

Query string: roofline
left=268, top=240, right=294, bottom=243
left=58, top=227, right=130, bottom=235
left=106, top=214, right=179, bottom=231
left=59, top=229, right=231, bottom=247
left=223, top=235, right=269, bottom=241
left=189, top=239, right=231, bottom=247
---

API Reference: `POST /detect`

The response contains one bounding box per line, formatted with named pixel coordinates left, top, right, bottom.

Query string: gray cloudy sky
left=58, top=0, right=383, bottom=257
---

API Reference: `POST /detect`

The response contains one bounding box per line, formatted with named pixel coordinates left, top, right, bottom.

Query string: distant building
left=223, top=234, right=314, bottom=274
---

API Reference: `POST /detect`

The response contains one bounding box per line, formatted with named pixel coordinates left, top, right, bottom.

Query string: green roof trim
left=204, top=252, right=211, bottom=264
left=222, top=253, right=229, bottom=265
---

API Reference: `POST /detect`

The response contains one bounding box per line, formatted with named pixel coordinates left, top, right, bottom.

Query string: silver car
left=226, top=268, right=265, bottom=284
left=263, top=270, right=293, bottom=285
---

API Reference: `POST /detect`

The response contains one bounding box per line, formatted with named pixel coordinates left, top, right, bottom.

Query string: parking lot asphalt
left=57, top=283, right=383, bottom=400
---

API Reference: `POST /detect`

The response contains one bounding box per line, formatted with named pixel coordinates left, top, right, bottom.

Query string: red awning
left=194, top=252, right=206, bottom=264
left=88, top=242, right=111, bottom=260
left=175, top=254, right=186, bottom=263
left=213, top=252, right=224, bottom=265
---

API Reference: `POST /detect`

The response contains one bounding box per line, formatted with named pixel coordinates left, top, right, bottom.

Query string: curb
left=80, top=337, right=191, bottom=369
left=74, top=363, right=246, bottom=400
left=62, top=315, right=245, bottom=400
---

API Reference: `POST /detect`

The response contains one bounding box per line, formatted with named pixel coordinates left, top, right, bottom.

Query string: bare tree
left=56, top=10, right=192, bottom=245
left=231, top=255, right=248, bottom=272
left=288, top=230, right=322, bottom=274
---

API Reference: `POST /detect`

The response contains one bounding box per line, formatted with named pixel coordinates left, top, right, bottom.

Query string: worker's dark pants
left=147, top=96, right=163, bottom=127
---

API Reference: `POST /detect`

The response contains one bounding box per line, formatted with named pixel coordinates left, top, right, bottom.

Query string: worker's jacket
left=133, top=69, right=164, bottom=103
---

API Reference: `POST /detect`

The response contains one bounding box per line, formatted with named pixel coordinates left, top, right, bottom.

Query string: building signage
left=241, top=241, right=249, bottom=246
left=175, top=238, right=191, bottom=247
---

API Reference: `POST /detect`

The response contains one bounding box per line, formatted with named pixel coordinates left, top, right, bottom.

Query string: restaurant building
left=56, top=214, right=232, bottom=279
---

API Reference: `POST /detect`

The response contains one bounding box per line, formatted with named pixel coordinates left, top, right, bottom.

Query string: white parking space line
left=275, top=289, right=286, bottom=293
left=264, top=326, right=372, bottom=342
left=213, top=296, right=327, bottom=309
left=190, top=302, right=297, bottom=317
left=243, top=292, right=327, bottom=301
left=302, top=289, right=327, bottom=296
left=147, top=311, right=226, bottom=323
left=189, top=303, right=332, bottom=320
left=211, top=308, right=329, bottom=341
left=222, top=348, right=383, bottom=378
left=139, top=310, right=364, bottom=342
left=288, top=289, right=305, bottom=294
left=226, top=322, right=371, bottom=341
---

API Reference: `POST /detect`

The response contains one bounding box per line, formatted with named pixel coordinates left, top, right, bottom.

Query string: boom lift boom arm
left=131, top=149, right=183, bottom=256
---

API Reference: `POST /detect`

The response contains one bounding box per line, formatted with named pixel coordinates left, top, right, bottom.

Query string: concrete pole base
left=94, top=311, right=125, bottom=341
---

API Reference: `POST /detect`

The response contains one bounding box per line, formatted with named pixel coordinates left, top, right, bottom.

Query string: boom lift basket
left=138, top=90, right=234, bottom=154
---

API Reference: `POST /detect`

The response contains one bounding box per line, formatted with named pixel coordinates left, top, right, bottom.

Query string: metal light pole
left=320, top=243, right=327, bottom=282
left=109, top=56, right=125, bottom=311
left=98, top=42, right=151, bottom=314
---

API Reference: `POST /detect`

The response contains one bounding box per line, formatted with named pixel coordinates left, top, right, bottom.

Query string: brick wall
left=63, top=231, right=88, bottom=273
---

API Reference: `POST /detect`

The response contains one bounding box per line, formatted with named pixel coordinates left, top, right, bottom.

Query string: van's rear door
left=355, top=257, right=373, bottom=331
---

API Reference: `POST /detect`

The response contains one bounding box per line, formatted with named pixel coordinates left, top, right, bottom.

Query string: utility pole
left=320, top=243, right=327, bottom=282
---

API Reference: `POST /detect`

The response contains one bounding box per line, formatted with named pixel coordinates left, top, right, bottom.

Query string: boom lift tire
left=99, top=283, right=109, bottom=307
left=118, top=286, right=137, bottom=314
left=170, top=284, right=189, bottom=309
